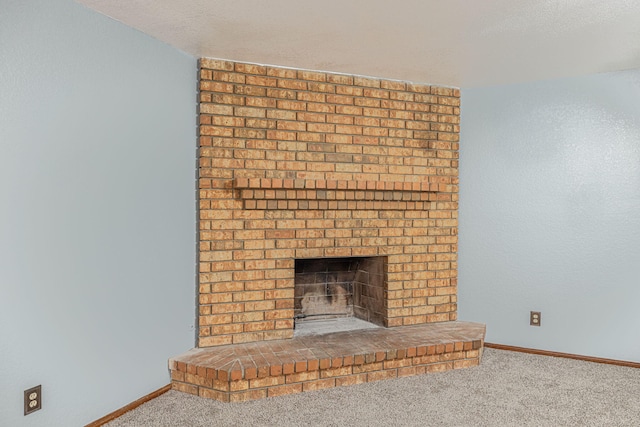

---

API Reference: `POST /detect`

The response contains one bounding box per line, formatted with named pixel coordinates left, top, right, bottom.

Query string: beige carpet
left=106, top=348, right=640, bottom=426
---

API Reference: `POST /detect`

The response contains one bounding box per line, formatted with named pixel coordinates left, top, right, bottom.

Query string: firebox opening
left=294, top=256, right=386, bottom=336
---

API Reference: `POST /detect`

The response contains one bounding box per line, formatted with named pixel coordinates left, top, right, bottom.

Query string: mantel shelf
left=234, top=178, right=444, bottom=193
left=233, top=178, right=448, bottom=210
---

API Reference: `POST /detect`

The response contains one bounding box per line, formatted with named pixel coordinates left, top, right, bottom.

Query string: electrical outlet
left=24, top=385, right=42, bottom=416
left=530, top=311, right=541, bottom=326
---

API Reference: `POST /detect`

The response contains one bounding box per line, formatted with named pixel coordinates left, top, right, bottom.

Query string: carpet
left=106, top=348, right=640, bottom=426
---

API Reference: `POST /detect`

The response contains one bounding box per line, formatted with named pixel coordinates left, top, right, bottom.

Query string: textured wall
left=459, top=69, right=640, bottom=362
left=198, top=59, right=460, bottom=347
left=0, top=0, right=196, bottom=425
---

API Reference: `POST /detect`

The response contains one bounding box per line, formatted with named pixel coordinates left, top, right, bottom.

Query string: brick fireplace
left=170, top=58, right=484, bottom=401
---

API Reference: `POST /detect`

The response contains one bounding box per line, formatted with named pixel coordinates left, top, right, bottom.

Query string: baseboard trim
left=85, top=384, right=171, bottom=427
left=485, top=343, right=640, bottom=369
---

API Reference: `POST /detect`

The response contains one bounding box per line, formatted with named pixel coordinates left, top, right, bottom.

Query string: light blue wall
left=459, top=69, right=640, bottom=362
left=0, top=1, right=197, bottom=425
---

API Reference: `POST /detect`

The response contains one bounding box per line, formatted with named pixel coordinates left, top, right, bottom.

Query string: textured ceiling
left=76, top=0, right=640, bottom=87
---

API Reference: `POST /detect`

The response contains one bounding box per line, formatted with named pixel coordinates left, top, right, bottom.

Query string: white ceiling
left=76, top=0, right=640, bottom=88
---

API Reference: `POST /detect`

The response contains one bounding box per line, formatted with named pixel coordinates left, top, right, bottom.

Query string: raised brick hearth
left=173, top=58, right=484, bottom=402
left=171, top=322, right=485, bottom=402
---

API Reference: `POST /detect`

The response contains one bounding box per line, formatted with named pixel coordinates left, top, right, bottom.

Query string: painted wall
left=0, top=1, right=197, bottom=425
left=459, top=69, right=640, bottom=362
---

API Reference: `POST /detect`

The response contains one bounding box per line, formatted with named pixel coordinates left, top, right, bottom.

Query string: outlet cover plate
left=24, top=385, right=42, bottom=416
left=530, top=311, right=541, bottom=326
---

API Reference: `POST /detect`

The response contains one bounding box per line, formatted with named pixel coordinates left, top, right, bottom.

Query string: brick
left=235, top=85, right=266, bottom=96
left=352, top=362, right=383, bottom=374
left=336, top=85, right=363, bottom=96
left=200, top=58, right=234, bottom=71
left=198, top=335, right=233, bottom=347
left=245, top=75, right=277, bottom=87
left=327, top=94, right=354, bottom=105
left=243, top=321, right=275, bottom=332
left=364, top=88, right=389, bottom=99
left=267, top=110, right=296, bottom=120
left=306, top=82, right=334, bottom=93
left=232, top=312, right=264, bottom=323
left=201, top=126, right=234, bottom=137
left=381, top=80, right=406, bottom=90
left=335, top=373, right=367, bottom=387
left=200, top=81, right=234, bottom=93
left=297, top=92, right=326, bottom=102
left=277, top=121, right=306, bottom=131
left=245, top=97, right=276, bottom=108
left=297, top=112, right=326, bottom=122
left=267, top=88, right=296, bottom=99
left=211, top=116, right=245, bottom=127
left=320, top=366, right=353, bottom=378
left=407, top=83, right=431, bottom=93
left=249, top=375, right=285, bottom=388
left=212, top=71, right=245, bottom=83
left=267, top=383, right=303, bottom=397
left=426, top=362, right=453, bottom=373
left=327, top=74, right=353, bottom=85
left=267, top=67, right=297, bottom=78
left=229, top=389, right=267, bottom=402
left=367, top=369, right=397, bottom=382
left=389, top=92, right=415, bottom=102
left=235, top=107, right=266, bottom=118
left=363, top=107, right=388, bottom=117
left=277, top=100, right=307, bottom=111
left=307, top=102, right=335, bottom=113
left=171, top=370, right=185, bottom=381
left=356, top=98, right=381, bottom=107
left=278, top=79, right=308, bottom=90
left=298, top=70, right=327, bottom=81
left=234, top=63, right=266, bottom=74
left=285, top=371, right=318, bottom=383
left=384, top=358, right=413, bottom=369
left=303, top=378, right=336, bottom=391
left=172, top=381, right=199, bottom=395
left=306, top=122, right=335, bottom=133
left=200, top=104, right=234, bottom=115
left=354, top=76, right=381, bottom=88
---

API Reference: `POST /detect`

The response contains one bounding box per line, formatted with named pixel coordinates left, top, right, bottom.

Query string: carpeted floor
left=106, top=348, right=640, bottom=426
